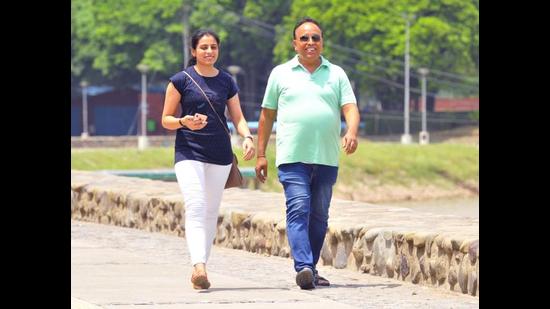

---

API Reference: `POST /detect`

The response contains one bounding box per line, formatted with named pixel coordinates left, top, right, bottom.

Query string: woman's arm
left=161, top=82, right=207, bottom=131
left=227, top=93, right=255, bottom=160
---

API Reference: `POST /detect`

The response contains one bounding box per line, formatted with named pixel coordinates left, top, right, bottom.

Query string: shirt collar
left=290, top=55, right=330, bottom=70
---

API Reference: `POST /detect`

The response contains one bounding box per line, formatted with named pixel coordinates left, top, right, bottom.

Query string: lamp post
left=182, top=1, right=190, bottom=67
left=137, top=64, right=149, bottom=150
left=401, top=14, right=414, bottom=144
left=418, top=68, right=430, bottom=145
left=80, top=80, right=89, bottom=139
left=226, top=65, right=242, bottom=84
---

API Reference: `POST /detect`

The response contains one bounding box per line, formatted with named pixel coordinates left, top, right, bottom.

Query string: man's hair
left=292, top=17, right=323, bottom=39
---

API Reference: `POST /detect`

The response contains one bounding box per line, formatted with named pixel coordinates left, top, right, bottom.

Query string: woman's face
left=192, top=35, right=219, bottom=66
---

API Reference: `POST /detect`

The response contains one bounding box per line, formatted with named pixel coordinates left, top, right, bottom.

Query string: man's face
left=293, top=22, right=323, bottom=62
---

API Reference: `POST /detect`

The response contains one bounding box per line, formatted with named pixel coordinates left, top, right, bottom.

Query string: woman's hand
left=182, top=114, right=208, bottom=131
left=242, top=138, right=255, bottom=161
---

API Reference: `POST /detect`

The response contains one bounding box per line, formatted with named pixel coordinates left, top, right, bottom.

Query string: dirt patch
left=366, top=125, right=479, bottom=146
left=334, top=182, right=478, bottom=203
left=343, top=126, right=479, bottom=203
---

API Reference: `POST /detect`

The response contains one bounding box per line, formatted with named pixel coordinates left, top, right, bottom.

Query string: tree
left=273, top=0, right=479, bottom=109
left=71, top=0, right=183, bottom=88
left=71, top=0, right=291, bottom=106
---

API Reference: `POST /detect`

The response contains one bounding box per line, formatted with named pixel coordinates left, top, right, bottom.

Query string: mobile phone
left=194, top=113, right=208, bottom=123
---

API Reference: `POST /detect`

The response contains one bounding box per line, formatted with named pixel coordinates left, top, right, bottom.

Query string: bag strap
left=182, top=70, right=231, bottom=137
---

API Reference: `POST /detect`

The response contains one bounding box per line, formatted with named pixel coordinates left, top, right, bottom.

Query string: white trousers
left=174, top=160, right=231, bottom=266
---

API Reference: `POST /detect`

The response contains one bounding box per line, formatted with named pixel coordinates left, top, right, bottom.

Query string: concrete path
left=71, top=220, right=479, bottom=308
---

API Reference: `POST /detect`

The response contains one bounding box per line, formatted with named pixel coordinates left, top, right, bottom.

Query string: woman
left=161, top=29, right=255, bottom=290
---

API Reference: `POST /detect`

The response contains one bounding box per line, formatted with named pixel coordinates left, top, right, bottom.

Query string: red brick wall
left=138, top=92, right=178, bottom=136
left=434, top=97, right=479, bottom=112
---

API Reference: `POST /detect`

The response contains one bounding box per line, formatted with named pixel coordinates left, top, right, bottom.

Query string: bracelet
left=257, top=155, right=266, bottom=158
left=245, top=135, right=254, bottom=141
left=178, top=118, right=185, bottom=127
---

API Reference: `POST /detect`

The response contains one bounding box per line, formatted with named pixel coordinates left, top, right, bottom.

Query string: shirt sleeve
left=168, top=72, right=185, bottom=96
left=227, top=73, right=239, bottom=99
left=338, top=68, right=357, bottom=107
left=261, top=67, right=279, bottom=110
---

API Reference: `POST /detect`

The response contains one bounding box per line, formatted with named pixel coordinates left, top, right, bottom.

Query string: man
left=255, top=17, right=360, bottom=290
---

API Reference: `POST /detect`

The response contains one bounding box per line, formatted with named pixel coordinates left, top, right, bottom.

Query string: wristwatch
left=244, top=135, right=254, bottom=141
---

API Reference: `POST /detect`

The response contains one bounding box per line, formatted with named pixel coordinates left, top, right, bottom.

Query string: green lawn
left=71, top=140, right=478, bottom=194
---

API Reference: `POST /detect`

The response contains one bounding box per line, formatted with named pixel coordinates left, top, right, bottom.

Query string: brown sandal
left=191, top=270, right=211, bottom=290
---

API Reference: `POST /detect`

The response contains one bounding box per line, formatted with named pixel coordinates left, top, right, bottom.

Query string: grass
left=71, top=147, right=174, bottom=170
left=338, top=142, right=478, bottom=190
left=71, top=139, right=478, bottom=194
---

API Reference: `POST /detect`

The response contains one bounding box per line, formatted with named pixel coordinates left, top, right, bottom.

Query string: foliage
left=468, top=110, right=479, bottom=121
left=71, top=0, right=478, bottom=109
left=71, top=0, right=184, bottom=88
left=273, top=0, right=479, bottom=107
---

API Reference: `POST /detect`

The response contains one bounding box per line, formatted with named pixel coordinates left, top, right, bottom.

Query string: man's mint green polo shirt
left=262, top=55, right=357, bottom=167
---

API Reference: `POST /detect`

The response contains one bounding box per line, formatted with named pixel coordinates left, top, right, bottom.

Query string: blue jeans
left=277, top=163, right=338, bottom=273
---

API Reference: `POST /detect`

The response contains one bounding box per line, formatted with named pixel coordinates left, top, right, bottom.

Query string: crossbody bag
left=182, top=71, right=244, bottom=189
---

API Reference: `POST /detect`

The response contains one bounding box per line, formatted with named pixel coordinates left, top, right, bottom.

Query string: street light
left=137, top=63, right=149, bottom=150
left=80, top=80, right=89, bottom=139
left=418, top=68, right=430, bottom=145
left=226, top=65, right=242, bottom=83
left=401, top=14, right=415, bottom=144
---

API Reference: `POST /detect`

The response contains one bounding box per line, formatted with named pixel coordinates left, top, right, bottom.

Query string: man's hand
left=341, top=103, right=360, bottom=155
left=255, top=108, right=276, bottom=184
left=255, top=157, right=268, bottom=183
left=342, top=133, right=358, bottom=155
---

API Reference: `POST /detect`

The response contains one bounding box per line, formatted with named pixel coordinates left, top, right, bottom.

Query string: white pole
left=137, top=64, right=149, bottom=150
left=80, top=81, right=89, bottom=139
left=182, top=1, right=190, bottom=67
left=418, top=68, right=430, bottom=145
left=141, top=72, right=146, bottom=137
left=401, top=16, right=412, bottom=144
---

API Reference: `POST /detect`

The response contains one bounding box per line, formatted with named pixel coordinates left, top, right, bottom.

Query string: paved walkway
left=71, top=220, right=479, bottom=308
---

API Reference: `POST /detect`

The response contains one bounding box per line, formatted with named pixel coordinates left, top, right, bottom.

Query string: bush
left=468, top=110, right=479, bottom=121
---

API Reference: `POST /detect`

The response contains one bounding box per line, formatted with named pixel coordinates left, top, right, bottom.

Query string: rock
left=458, top=257, right=469, bottom=294
left=364, top=228, right=382, bottom=242
left=434, top=257, right=448, bottom=282
left=275, top=219, right=286, bottom=232
left=373, top=231, right=395, bottom=276
left=405, top=233, right=416, bottom=242
left=468, top=266, right=477, bottom=296
left=334, top=242, right=348, bottom=269
left=393, top=231, right=405, bottom=243
left=360, top=263, right=371, bottom=273
left=468, top=240, right=479, bottom=264
left=413, top=233, right=427, bottom=247
left=231, top=212, right=248, bottom=227
left=448, top=267, right=457, bottom=288
left=419, top=255, right=427, bottom=277
left=400, top=255, right=409, bottom=279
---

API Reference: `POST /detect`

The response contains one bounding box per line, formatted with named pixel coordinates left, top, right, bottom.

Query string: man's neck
left=298, top=56, right=321, bottom=73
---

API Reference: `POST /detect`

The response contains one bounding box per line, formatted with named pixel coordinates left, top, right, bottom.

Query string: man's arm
left=255, top=108, right=277, bottom=183
left=341, top=103, right=360, bottom=155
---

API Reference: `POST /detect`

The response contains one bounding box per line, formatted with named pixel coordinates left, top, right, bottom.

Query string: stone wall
left=71, top=171, right=478, bottom=296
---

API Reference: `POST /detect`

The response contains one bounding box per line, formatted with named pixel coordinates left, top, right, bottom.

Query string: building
left=71, top=86, right=173, bottom=136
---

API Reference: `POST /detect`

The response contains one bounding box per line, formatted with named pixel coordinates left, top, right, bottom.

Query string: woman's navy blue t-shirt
left=169, top=66, right=238, bottom=165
